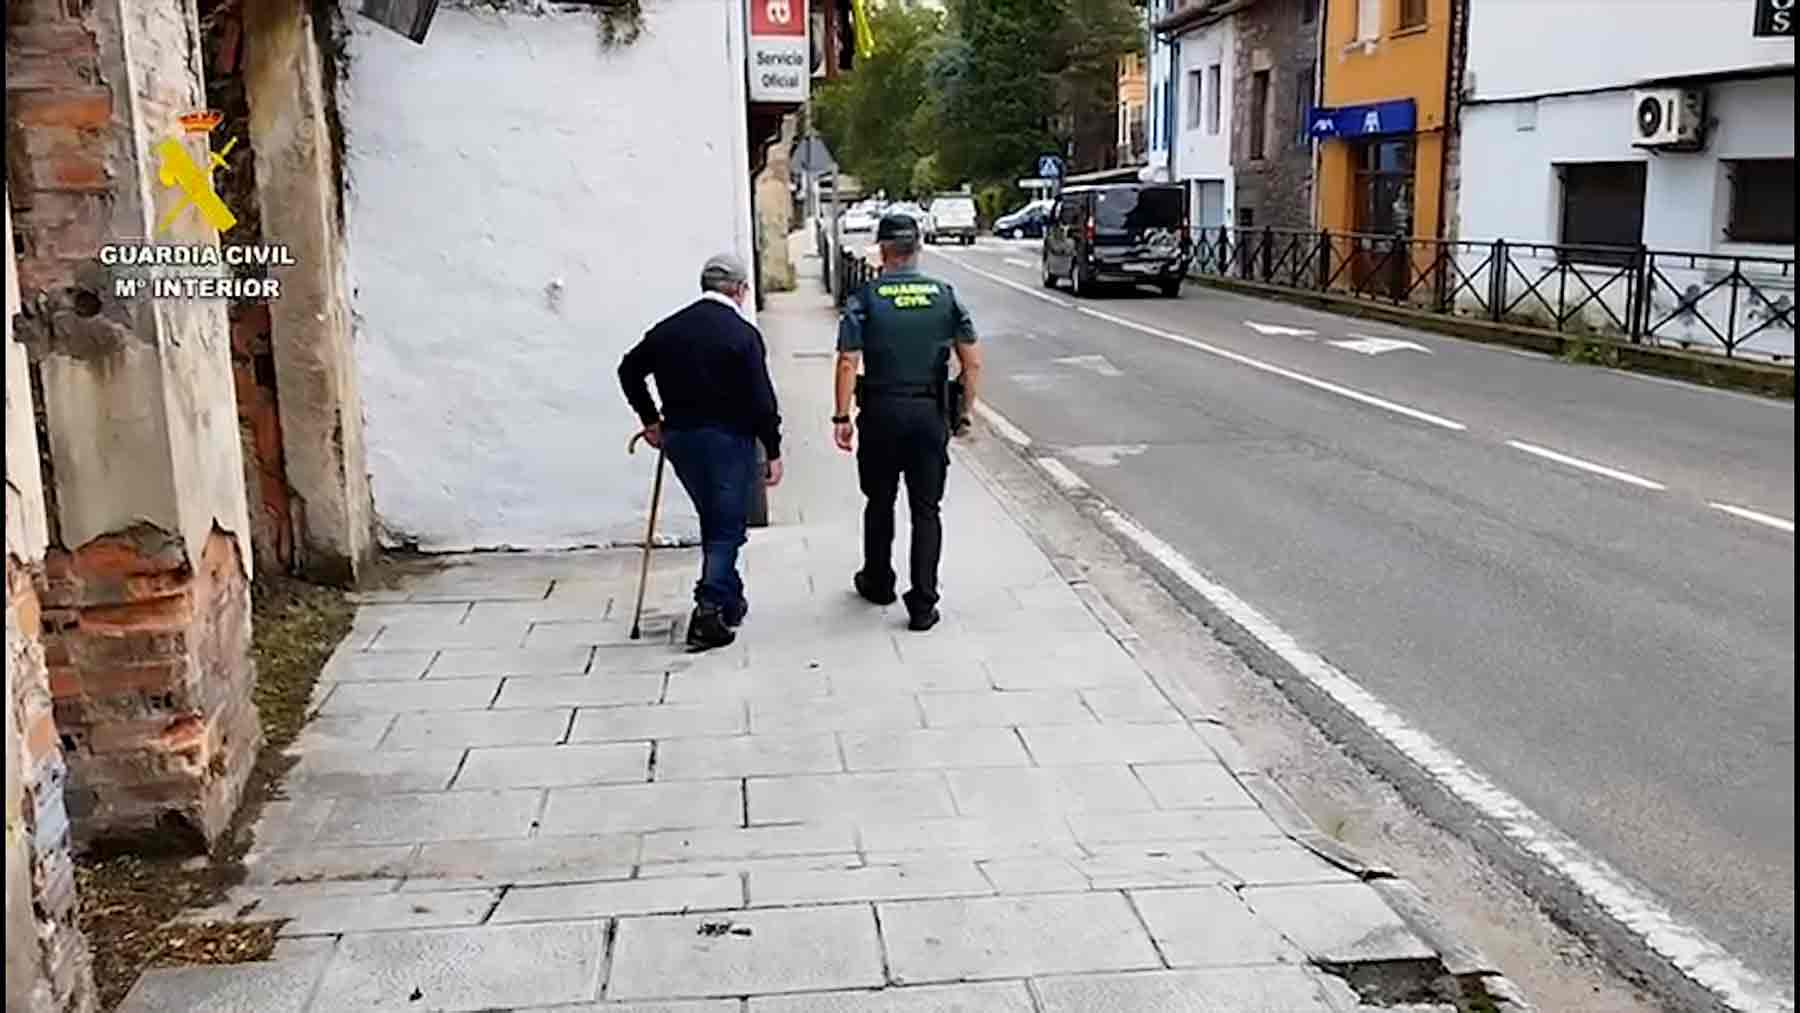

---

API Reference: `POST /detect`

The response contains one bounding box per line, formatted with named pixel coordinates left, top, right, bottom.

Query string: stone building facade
left=1230, top=0, right=1320, bottom=230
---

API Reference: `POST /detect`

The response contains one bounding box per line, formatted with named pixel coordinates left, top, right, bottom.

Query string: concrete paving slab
left=1016, top=724, right=1213, bottom=765
left=382, top=708, right=572, bottom=750
left=1202, top=842, right=1359, bottom=887
left=571, top=701, right=748, bottom=742
left=823, top=661, right=994, bottom=695
left=243, top=844, right=416, bottom=887
left=541, top=780, right=742, bottom=835
left=262, top=886, right=499, bottom=935
left=976, top=857, right=1090, bottom=894
left=663, top=669, right=833, bottom=703
left=1131, top=761, right=1258, bottom=809
left=917, top=690, right=1095, bottom=728
left=656, top=733, right=843, bottom=780
left=353, top=602, right=475, bottom=625
left=749, top=858, right=991, bottom=906
left=1031, top=967, right=1341, bottom=1012
left=321, top=677, right=501, bottom=714
left=839, top=728, right=1030, bottom=771
left=322, top=647, right=436, bottom=682
left=453, top=742, right=651, bottom=790
left=310, top=921, right=606, bottom=1010
left=747, top=982, right=1036, bottom=1012
left=290, top=713, right=396, bottom=751
left=406, top=835, right=639, bottom=889
left=877, top=893, right=1162, bottom=983
left=857, top=816, right=1082, bottom=860
left=495, top=673, right=666, bottom=709
left=983, top=651, right=1145, bottom=691
left=749, top=694, right=923, bottom=734
left=1078, top=687, right=1186, bottom=724
left=114, top=948, right=331, bottom=1013
left=249, top=798, right=338, bottom=849
left=1077, top=846, right=1234, bottom=890
left=370, top=620, right=533, bottom=650
left=313, top=790, right=542, bottom=846
left=1242, top=882, right=1437, bottom=963
left=1130, top=885, right=1307, bottom=967
left=608, top=905, right=884, bottom=999
left=526, top=620, right=655, bottom=648
left=1065, top=807, right=1285, bottom=848
left=747, top=772, right=956, bottom=825
left=491, top=875, right=742, bottom=923
left=522, top=1002, right=736, bottom=1013
left=426, top=646, right=595, bottom=677
left=639, top=823, right=857, bottom=864
left=284, top=748, right=464, bottom=796
left=945, top=766, right=1154, bottom=815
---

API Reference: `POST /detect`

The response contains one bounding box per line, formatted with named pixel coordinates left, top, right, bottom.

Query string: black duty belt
left=856, top=378, right=937, bottom=401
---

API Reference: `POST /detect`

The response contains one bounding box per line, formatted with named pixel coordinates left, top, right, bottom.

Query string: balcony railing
left=1187, top=227, right=1796, bottom=363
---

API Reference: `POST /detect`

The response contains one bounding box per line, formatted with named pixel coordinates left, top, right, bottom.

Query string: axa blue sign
left=1308, top=99, right=1418, bottom=140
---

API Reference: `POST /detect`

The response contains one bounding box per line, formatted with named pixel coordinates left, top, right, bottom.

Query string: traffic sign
left=1037, top=154, right=1065, bottom=180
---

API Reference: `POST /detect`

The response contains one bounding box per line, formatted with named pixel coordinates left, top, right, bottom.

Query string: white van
left=925, top=194, right=978, bottom=245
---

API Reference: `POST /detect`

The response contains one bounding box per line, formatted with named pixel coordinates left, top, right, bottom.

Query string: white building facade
left=337, top=0, right=760, bottom=550
left=1143, top=0, right=1180, bottom=182
left=1457, top=0, right=1794, bottom=360
left=1171, top=12, right=1237, bottom=233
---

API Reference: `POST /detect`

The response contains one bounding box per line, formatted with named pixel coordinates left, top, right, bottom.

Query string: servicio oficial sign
left=748, top=0, right=809, bottom=104
left=1754, top=0, right=1793, bottom=37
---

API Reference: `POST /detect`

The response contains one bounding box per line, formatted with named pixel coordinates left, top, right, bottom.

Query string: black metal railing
left=825, top=232, right=876, bottom=307
left=1187, top=226, right=1796, bottom=362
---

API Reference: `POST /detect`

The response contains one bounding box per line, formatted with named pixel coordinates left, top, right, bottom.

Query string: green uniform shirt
left=836, top=268, right=977, bottom=389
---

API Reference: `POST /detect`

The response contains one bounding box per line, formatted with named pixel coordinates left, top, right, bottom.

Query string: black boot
left=903, top=591, right=940, bottom=632
left=854, top=571, right=898, bottom=606
left=724, top=598, right=749, bottom=629
left=685, top=605, right=736, bottom=651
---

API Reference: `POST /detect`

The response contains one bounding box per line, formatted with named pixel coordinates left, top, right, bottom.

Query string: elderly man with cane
left=619, top=254, right=784, bottom=651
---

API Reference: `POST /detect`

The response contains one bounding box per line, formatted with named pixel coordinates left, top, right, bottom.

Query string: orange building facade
left=1313, top=0, right=1457, bottom=242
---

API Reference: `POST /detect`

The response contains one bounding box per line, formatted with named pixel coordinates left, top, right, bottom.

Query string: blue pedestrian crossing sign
left=1037, top=154, right=1065, bottom=180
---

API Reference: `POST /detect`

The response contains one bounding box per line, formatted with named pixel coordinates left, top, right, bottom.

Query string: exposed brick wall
left=6, top=555, right=97, bottom=1013
left=230, top=304, right=297, bottom=575
left=5, top=7, right=118, bottom=298
left=1231, top=0, right=1318, bottom=230
left=40, top=527, right=262, bottom=850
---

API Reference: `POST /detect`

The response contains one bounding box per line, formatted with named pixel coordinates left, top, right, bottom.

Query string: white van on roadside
left=925, top=193, right=978, bottom=246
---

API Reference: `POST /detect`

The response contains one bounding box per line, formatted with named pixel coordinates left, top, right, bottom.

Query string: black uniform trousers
left=856, top=395, right=950, bottom=609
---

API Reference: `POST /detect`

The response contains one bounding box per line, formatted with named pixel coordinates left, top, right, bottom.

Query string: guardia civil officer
left=831, top=213, right=984, bottom=631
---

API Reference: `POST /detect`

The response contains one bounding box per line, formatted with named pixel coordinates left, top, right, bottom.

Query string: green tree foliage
left=813, top=3, right=946, bottom=198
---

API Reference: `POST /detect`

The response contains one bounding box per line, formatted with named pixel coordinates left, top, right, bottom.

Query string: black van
left=1041, top=183, right=1189, bottom=297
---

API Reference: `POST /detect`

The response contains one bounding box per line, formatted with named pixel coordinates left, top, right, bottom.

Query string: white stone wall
left=1174, top=17, right=1235, bottom=220
left=1456, top=76, right=1794, bottom=359
left=340, top=1, right=755, bottom=550
left=1465, top=0, right=1795, bottom=102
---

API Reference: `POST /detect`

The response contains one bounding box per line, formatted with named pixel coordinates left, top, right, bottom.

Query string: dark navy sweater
left=618, top=297, right=783, bottom=460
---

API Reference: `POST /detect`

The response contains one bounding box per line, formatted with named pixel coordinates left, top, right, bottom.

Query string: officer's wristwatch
left=831, top=414, right=851, bottom=425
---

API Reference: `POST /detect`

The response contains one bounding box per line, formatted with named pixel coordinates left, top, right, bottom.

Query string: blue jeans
left=661, top=426, right=756, bottom=613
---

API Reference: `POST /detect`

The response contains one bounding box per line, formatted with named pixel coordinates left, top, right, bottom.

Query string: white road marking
left=1034, top=457, right=1088, bottom=492
left=1332, top=336, right=1432, bottom=356
left=1093, top=504, right=1791, bottom=1013
left=928, top=250, right=1070, bottom=308
left=1245, top=320, right=1317, bottom=337
left=1607, top=367, right=1796, bottom=408
left=1079, top=306, right=1467, bottom=432
left=1052, top=354, right=1124, bottom=378
left=1004, top=257, right=1035, bottom=269
left=1504, top=440, right=1667, bottom=491
left=1709, top=502, right=1796, bottom=534
left=974, top=402, right=1032, bottom=448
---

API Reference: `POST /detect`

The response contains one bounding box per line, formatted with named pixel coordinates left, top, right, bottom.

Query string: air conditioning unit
left=1631, top=88, right=1705, bottom=149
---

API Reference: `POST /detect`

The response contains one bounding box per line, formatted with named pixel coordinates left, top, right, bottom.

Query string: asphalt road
left=924, top=237, right=1797, bottom=989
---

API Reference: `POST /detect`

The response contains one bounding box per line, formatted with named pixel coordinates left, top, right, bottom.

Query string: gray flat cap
left=701, top=253, right=748, bottom=288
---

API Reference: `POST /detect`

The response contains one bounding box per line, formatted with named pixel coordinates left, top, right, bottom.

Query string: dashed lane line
left=1709, top=502, right=1796, bottom=534
left=1504, top=440, right=1668, bottom=491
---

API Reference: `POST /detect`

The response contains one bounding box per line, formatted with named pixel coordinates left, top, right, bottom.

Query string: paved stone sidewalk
left=119, top=283, right=1471, bottom=1012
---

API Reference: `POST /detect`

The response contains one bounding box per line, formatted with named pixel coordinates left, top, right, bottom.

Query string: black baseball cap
left=876, top=213, right=920, bottom=243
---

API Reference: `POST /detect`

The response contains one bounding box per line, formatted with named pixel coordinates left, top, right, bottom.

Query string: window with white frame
left=1357, top=0, right=1382, bottom=40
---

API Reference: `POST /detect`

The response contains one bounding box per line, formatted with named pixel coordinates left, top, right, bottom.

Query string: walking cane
left=627, top=431, right=666, bottom=641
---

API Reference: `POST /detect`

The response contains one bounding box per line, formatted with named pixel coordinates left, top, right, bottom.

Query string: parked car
left=994, top=200, right=1051, bottom=239
left=840, top=204, right=879, bottom=235
left=1041, top=183, right=1188, bottom=297
left=924, top=193, right=978, bottom=245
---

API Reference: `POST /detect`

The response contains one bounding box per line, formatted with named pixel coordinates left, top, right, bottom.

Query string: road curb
left=1188, top=274, right=1795, bottom=399
left=965, top=403, right=1789, bottom=1013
